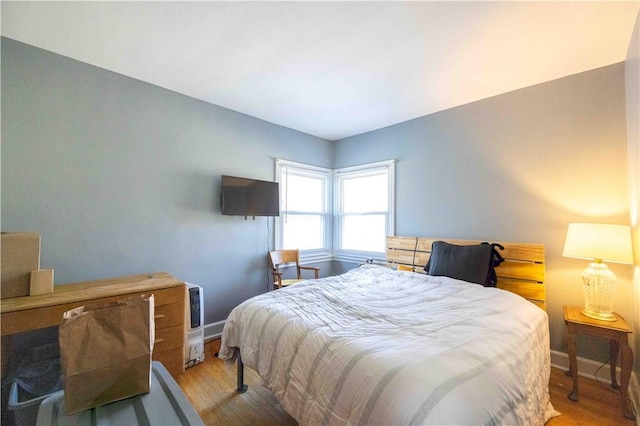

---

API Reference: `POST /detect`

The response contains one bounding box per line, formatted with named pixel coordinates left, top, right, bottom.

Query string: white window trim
left=275, top=159, right=332, bottom=263
left=333, top=160, right=395, bottom=264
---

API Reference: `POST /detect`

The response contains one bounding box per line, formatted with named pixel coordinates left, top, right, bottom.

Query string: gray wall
left=1, top=37, right=333, bottom=324
left=334, top=63, right=634, bottom=362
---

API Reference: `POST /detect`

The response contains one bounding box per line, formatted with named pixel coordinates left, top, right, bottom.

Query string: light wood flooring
left=546, top=366, right=637, bottom=426
left=176, top=339, right=637, bottom=425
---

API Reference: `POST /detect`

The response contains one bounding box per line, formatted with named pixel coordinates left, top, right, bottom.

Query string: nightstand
left=563, top=305, right=636, bottom=420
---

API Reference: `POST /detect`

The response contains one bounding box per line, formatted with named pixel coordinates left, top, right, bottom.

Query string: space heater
left=185, top=283, right=205, bottom=368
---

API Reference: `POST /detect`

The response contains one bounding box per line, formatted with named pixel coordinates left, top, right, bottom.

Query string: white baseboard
left=551, top=349, right=639, bottom=424
left=204, top=319, right=225, bottom=343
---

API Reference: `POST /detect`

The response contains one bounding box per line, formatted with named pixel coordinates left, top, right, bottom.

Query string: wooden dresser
left=1, top=272, right=186, bottom=378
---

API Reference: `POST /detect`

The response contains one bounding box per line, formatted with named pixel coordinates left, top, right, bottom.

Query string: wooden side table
left=563, top=305, right=636, bottom=420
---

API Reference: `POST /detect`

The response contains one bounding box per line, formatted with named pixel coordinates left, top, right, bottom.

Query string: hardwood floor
left=546, top=366, right=637, bottom=426
left=176, top=339, right=296, bottom=425
left=176, top=339, right=637, bottom=425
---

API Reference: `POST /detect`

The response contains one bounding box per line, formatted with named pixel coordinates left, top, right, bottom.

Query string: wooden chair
left=397, top=264, right=414, bottom=272
left=268, top=249, right=320, bottom=289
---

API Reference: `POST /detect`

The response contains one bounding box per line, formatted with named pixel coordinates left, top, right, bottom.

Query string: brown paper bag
left=59, top=294, right=155, bottom=415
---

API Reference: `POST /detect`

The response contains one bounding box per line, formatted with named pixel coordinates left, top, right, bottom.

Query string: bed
left=219, top=236, right=558, bottom=425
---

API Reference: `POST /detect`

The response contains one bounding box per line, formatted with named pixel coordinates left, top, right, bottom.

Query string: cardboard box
left=30, top=269, right=54, bottom=296
left=1, top=232, right=41, bottom=298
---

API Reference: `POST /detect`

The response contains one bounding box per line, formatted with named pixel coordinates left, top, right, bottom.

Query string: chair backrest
left=268, top=249, right=301, bottom=278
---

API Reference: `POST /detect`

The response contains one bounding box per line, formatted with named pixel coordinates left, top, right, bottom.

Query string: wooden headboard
left=386, top=236, right=546, bottom=311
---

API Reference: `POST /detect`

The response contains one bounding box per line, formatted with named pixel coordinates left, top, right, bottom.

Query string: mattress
left=219, top=264, right=558, bottom=425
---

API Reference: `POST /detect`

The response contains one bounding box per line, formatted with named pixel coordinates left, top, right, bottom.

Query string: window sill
left=299, top=252, right=388, bottom=266
left=331, top=252, right=386, bottom=265
left=299, top=251, right=332, bottom=264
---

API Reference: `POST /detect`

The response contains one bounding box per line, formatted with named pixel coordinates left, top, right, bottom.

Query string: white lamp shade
left=562, top=223, right=633, bottom=264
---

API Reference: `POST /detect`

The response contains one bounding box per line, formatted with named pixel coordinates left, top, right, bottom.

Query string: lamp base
left=580, top=261, right=617, bottom=322
left=581, top=308, right=617, bottom=322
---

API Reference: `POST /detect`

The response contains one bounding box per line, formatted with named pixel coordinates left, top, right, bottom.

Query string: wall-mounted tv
left=220, top=175, right=280, bottom=217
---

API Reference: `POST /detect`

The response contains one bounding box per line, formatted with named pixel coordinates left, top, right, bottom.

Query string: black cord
left=593, top=356, right=614, bottom=392
left=593, top=356, right=632, bottom=400
left=267, top=216, right=270, bottom=249
left=412, top=237, right=418, bottom=272
left=266, top=218, right=271, bottom=292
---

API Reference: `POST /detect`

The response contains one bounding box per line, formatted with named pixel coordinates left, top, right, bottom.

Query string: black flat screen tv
left=221, top=175, right=280, bottom=217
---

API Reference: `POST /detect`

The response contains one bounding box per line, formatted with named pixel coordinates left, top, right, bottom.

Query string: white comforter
left=219, top=264, right=558, bottom=425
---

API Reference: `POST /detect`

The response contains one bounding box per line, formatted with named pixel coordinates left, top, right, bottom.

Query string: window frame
left=333, top=160, right=396, bottom=263
left=275, top=159, right=332, bottom=263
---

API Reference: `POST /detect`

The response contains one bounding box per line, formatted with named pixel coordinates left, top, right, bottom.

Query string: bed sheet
left=219, top=264, right=558, bottom=425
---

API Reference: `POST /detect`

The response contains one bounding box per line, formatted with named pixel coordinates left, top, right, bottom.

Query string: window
left=276, top=160, right=331, bottom=261
left=276, top=159, right=394, bottom=263
left=334, top=160, right=395, bottom=261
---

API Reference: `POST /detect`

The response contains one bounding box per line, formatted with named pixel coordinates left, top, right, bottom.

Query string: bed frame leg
left=237, top=353, right=248, bottom=393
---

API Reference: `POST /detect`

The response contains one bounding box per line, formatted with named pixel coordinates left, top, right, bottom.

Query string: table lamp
left=562, top=223, right=633, bottom=321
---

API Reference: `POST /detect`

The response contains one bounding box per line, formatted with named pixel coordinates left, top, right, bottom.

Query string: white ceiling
left=2, top=1, right=638, bottom=141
